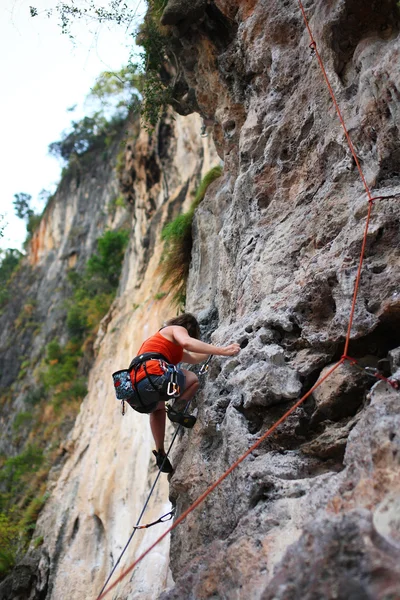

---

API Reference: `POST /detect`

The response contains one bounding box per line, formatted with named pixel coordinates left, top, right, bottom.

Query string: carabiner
left=364, top=367, right=380, bottom=378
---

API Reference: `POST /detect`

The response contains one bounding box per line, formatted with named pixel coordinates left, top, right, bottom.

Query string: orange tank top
left=132, top=330, right=183, bottom=382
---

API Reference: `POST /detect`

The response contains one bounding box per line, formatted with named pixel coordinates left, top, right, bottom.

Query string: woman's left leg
left=149, top=401, right=167, bottom=453
left=150, top=401, right=174, bottom=473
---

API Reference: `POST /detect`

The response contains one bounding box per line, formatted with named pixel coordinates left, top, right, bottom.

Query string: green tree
left=0, top=249, right=23, bottom=308
left=13, top=193, right=42, bottom=244
left=88, top=67, right=142, bottom=115
left=13, top=193, right=33, bottom=220
left=48, top=113, right=124, bottom=162
left=66, top=229, right=129, bottom=340
left=85, top=229, right=129, bottom=288
left=0, top=249, right=22, bottom=283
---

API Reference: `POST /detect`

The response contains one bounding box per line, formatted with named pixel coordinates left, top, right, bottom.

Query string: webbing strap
left=130, top=353, right=170, bottom=408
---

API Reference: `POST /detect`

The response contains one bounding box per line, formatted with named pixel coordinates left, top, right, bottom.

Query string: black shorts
left=127, top=369, right=186, bottom=414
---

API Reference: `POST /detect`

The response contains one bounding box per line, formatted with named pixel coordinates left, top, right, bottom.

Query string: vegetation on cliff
left=0, top=249, right=23, bottom=310
left=160, top=166, right=223, bottom=307
left=50, top=68, right=140, bottom=183
left=29, top=0, right=174, bottom=130
left=66, top=229, right=129, bottom=341
left=0, top=228, right=128, bottom=580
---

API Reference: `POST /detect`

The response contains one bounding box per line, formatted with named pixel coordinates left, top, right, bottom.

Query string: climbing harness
left=112, top=352, right=182, bottom=415
left=98, top=2, right=400, bottom=597
left=97, top=355, right=213, bottom=599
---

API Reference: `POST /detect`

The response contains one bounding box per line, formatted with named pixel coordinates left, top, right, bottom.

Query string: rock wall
left=154, top=0, right=400, bottom=598
left=0, top=133, right=127, bottom=456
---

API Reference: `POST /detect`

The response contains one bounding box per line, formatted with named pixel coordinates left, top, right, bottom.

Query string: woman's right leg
left=179, top=369, right=199, bottom=402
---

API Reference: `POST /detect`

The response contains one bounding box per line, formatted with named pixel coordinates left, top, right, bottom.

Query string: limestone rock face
left=30, top=113, right=216, bottom=600
left=0, top=111, right=217, bottom=599
left=154, top=0, right=400, bottom=598
left=0, top=134, right=127, bottom=456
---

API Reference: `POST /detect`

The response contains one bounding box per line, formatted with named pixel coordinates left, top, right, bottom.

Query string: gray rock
left=310, top=361, right=371, bottom=425
left=261, top=509, right=400, bottom=600
left=161, top=0, right=207, bottom=27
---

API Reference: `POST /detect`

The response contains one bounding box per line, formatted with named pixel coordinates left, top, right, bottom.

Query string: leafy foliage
left=160, top=166, right=223, bottom=307
left=13, top=192, right=43, bottom=249
left=86, top=229, right=130, bottom=287
left=29, top=1, right=175, bottom=130
left=47, top=65, right=142, bottom=174
left=0, top=512, right=21, bottom=576
left=66, top=229, right=129, bottom=340
left=13, top=193, right=33, bottom=220
left=137, top=1, right=173, bottom=129
left=0, top=249, right=23, bottom=309
left=0, top=249, right=22, bottom=284
left=49, top=112, right=125, bottom=163
left=88, top=67, right=142, bottom=114
left=0, top=484, right=48, bottom=577
left=0, top=446, right=44, bottom=504
left=30, top=2, right=136, bottom=37
left=41, top=340, right=84, bottom=391
left=12, top=412, right=33, bottom=431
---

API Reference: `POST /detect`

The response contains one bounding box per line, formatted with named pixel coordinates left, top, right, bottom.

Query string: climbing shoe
left=152, top=450, right=173, bottom=473
left=166, top=405, right=197, bottom=428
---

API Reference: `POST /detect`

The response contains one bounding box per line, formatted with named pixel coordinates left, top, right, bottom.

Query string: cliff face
left=0, top=135, right=127, bottom=457
left=0, top=110, right=217, bottom=600
left=157, top=0, right=400, bottom=598
left=36, top=113, right=216, bottom=600
left=1, top=1, right=400, bottom=599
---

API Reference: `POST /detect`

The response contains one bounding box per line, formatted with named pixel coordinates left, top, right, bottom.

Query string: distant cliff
left=1, top=1, right=400, bottom=599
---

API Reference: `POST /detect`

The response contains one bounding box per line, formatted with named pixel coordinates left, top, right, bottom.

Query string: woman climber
left=127, top=313, right=240, bottom=473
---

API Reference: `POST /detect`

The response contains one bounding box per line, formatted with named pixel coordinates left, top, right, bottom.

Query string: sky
left=0, top=0, right=146, bottom=252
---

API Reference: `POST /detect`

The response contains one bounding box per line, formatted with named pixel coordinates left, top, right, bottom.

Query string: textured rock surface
left=32, top=113, right=216, bottom=600
left=156, top=0, right=400, bottom=598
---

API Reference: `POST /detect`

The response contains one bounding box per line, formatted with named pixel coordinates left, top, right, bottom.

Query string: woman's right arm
left=172, top=326, right=240, bottom=357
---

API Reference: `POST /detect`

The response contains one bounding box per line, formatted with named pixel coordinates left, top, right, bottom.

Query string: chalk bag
left=112, top=369, right=134, bottom=400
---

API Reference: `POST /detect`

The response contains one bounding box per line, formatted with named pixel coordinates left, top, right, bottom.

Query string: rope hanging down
left=96, top=356, right=212, bottom=600
left=97, top=3, right=400, bottom=597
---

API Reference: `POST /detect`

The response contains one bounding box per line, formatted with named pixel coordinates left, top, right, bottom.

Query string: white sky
left=0, top=0, right=145, bottom=252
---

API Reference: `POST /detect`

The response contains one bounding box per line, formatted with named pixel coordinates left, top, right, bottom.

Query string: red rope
left=297, top=0, right=375, bottom=355
left=298, top=3, right=373, bottom=202
left=97, top=4, right=399, bottom=597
